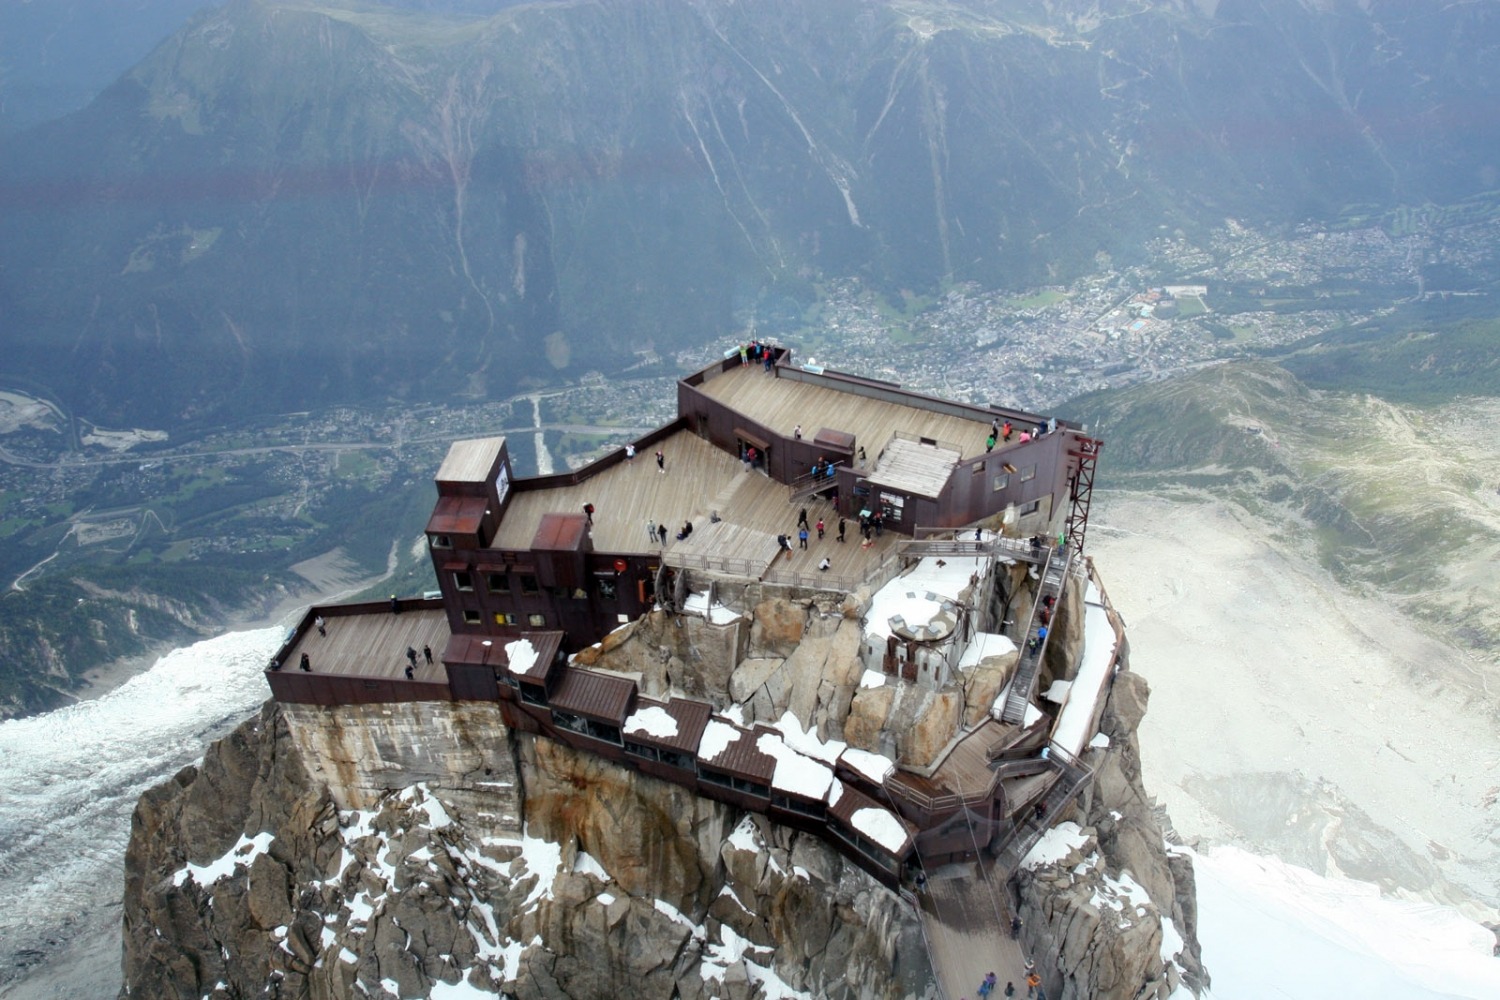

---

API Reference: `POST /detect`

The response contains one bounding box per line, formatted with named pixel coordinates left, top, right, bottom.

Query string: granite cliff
left=121, top=580, right=1203, bottom=999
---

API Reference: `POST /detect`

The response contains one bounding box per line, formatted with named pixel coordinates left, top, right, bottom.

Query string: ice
left=0, top=626, right=283, bottom=985
left=858, top=669, right=886, bottom=689
left=1190, top=844, right=1500, bottom=1000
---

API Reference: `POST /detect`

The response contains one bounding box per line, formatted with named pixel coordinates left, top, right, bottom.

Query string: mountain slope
left=2, top=0, right=1498, bottom=426
left=1070, top=360, right=1500, bottom=673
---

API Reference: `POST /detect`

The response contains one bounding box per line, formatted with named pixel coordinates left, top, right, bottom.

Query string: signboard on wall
left=494, top=460, right=511, bottom=504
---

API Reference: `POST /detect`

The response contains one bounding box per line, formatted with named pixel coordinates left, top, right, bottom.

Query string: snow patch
left=850, top=807, right=909, bottom=853
left=697, top=719, right=739, bottom=764
left=172, top=832, right=275, bottom=888
left=1022, top=821, right=1090, bottom=869
left=839, top=747, right=894, bottom=785
left=506, top=638, right=543, bottom=678
left=624, top=705, right=679, bottom=739
left=756, top=732, right=835, bottom=800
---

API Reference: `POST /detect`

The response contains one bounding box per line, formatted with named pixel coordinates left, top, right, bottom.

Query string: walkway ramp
left=917, top=857, right=1027, bottom=1000
left=998, top=547, right=1072, bottom=725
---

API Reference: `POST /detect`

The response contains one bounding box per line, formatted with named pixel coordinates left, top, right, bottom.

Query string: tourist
left=1003, top=983, right=1015, bottom=998
left=676, top=521, right=693, bottom=541
left=818, top=557, right=830, bottom=572
left=1025, top=972, right=1040, bottom=997
left=423, top=645, right=433, bottom=664
left=838, top=518, right=847, bottom=543
left=816, top=518, right=825, bottom=540
left=798, top=507, right=809, bottom=529
left=406, top=646, right=418, bottom=666
left=658, top=523, right=669, bottom=545
left=986, top=433, right=996, bottom=453
left=656, top=450, right=665, bottom=473
left=1010, top=915, right=1021, bottom=939
left=1002, top=421, right=1013, bottom=442
left=299, top=652, right=311, bottom=671
left=269, top=658, right=281, bottom=672
left=798, top=527, right=809, bottom=549
left=315, top=615, right=326, bottom=637
left=404, top=664, right=414, bottom=680
left=583, top=502, right=594, bottom=525
left=793, top=423, right=802, bottom=440
left=647, top=518, right=657, bottom=542
left=390, top=594, right=400, bottom=614
left=625, top=443, right=635, bottom=461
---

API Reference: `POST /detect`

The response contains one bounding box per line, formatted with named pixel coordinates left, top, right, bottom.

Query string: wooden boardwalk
left=283, top=608, right=451, bottom=684
left=919, top=857, right=1028, bottom=1000
left=492, top=426, right=905, bottom=584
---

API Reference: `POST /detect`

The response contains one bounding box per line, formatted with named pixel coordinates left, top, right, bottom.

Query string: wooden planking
left=285, top=609, right=450, bottom=683
left=867, top=437, right=961, bottom=497
left=490, top=426, right=905, bottom=581
left=698, top=365, right=999, bottom=463
left=492, top=431, right=739, bottom=554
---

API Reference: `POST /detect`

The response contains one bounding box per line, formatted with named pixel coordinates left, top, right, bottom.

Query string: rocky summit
left=122, top=589, right=1204, bottom=999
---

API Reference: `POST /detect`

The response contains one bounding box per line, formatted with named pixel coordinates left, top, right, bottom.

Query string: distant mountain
left=2, top=0, right=1497, bottom=427
left=0, top=0, right=214, bottom=133
left=1069, top=357, right=1500, bottom=670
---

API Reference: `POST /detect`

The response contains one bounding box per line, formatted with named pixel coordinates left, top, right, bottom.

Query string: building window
left=700, top=768, right=732, bottom=789
left=495, top=612, right=517, bottom=626
left=1020, top=500, right=1041, bottom=515
left=659, top=749, right=692, bottom=770
left=971, top=461, right=984, bottom=474
left=624, top=740, right=660, bottom=761
left=528, top=613, right=547, bottom=627
left=453, top=570, right=474, bottom=591
left=462, top=609, right=480, bottom=625
left=597, top=577, right=617, bottom=600
left=992, top=473, right=1009, bottom=492
left=1020, top=465, right=1036, bottom=483
left=520, top=574, right=540, bottom=596
left=520, top=684, right=547, bottom=706
left=487, top=572, right=510, bottom=594
left=431, top=534, right=452, bottom=549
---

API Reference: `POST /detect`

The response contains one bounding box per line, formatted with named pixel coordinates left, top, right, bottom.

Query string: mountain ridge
left=4, top=0, right=1498, bottom=426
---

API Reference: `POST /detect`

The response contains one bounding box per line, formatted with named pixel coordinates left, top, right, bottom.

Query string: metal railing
left=992, top=746, right=1093, bottom=876
left=998, top=545, right=1072, bottom=725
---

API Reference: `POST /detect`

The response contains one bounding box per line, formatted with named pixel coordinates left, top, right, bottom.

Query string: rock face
left=120, top=585, right=1204, bottom=1000
left=1013, top=671, right=1209, bottom=999
left=120, top=701, right=931, bottom=1000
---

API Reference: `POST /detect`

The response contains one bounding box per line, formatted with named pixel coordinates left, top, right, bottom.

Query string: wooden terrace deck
left=488, top=427, right=905, bottom=582
left=696, top=364, right=1016, bottom=464
left=282, top=608, right=452, bottom=684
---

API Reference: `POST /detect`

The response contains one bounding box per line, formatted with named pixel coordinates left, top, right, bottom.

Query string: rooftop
left=436, top=436, right=503, bottom=483
left=695, top=363, right=1009, bottom=461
